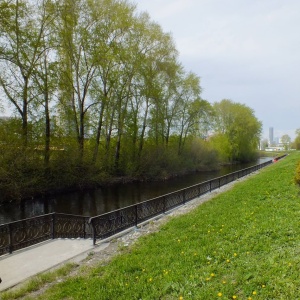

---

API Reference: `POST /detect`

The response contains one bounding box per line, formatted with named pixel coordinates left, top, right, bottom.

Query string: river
left=0, top=157, right=272, bottom=224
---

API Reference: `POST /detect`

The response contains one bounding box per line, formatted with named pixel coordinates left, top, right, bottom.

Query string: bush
left=295, top=160, right=300, bottom=185
left=185, top=138, right=220, bottom=170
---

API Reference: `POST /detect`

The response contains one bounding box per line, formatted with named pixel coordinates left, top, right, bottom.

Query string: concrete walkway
left=0, top=238, right=109, bottom=292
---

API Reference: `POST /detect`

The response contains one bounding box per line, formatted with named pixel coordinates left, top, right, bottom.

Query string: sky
left=135, top=0, right=300, bottom=141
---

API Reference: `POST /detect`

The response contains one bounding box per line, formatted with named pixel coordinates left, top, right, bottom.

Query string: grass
left=1, top=152, right=300, bottom=299
left=0, top=263, right=77, bottom=300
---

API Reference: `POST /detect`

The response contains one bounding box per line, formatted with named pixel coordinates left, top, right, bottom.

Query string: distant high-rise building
left=269, top=127, right=274, bottom=145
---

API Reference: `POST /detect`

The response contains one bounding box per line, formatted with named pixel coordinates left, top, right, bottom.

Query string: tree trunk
left=92, top=101, right=105, bottom=163
left=138, top=98, right=149, bottom=158
left=44, top=55, right=50, bottom=166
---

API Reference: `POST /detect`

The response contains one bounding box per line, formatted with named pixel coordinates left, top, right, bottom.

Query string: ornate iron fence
left=0, top=213, right=91, bottom=256
left=1, top=155, right=286, bottom=255
left=0, top=214, right=53, bottom=255
left=89, top=158, right=282, bottom=245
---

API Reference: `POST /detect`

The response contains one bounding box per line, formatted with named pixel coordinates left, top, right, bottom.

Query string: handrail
left=0, top=155, right=286, bottom=255
left=89, top=157, right=284, bottom=245
left=0, top=213, right=92, bottom=256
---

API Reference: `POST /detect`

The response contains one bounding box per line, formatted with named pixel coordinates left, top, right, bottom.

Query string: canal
left=0, top=157, right=272, bottom=224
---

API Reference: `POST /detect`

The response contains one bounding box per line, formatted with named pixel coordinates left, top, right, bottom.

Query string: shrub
left=295, top=160, right=300, bottom=185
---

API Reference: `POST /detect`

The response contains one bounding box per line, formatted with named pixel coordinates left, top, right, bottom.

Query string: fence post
left=183, top=190, right=186, bottom=205
left=135, top=205, right=138, bottom=227
left=89, top=218, right=96, bottom=245
left=83, top=218, right=86, bottom=239
left=8, top=223, right=12, bottom=254
left=51, top=213, right=55, bottom=239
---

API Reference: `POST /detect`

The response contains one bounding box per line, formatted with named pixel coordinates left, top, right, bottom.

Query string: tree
left=291, top=129, right=300, bottom=150
left=175, top=72, right=209, bottom=154
left=211, top=99, right=262, bottom=162
left=55, top=0, right=100, bottom=160
left=281, top=134, right=291, bottom=150
left=91, top=0, right=137, bottom=170
left=260, top=138, right=268, bottom=150
left=0, top=0, right=56, bottom=147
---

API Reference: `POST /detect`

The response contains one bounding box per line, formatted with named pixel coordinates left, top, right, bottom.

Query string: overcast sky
left=135, top=0, right=300, bottom=140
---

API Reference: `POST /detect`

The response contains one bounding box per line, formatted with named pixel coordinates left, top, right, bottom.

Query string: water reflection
left=0, top=157, right=272, bottom=224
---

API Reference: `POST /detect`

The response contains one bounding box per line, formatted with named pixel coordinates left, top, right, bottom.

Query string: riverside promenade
left=0, top=238, right=109, bottom=292
left=0, top=159, right=277, bottom=293
left=0, top=179, right=238, bottom=293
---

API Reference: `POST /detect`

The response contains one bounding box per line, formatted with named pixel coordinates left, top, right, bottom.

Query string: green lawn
left=2, top=152, right=300, bottom=300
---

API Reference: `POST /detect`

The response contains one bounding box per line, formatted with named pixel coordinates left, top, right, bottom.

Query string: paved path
left=0, top=238, right=109, bottom=292
left=0, top=174, right=257, bottom=293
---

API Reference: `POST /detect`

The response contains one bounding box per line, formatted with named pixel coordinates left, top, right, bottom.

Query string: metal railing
left=89, top=158, right=282, bottom=244
left=0, top=213, right=92, bottom=256
left=1, top=155, right=285, bottom=256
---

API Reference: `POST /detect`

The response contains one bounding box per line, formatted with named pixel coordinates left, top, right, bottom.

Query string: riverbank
left=0, top=156, right=222, bottom=206
left=0, top=157, right=271, bottom=224
left=1, top=148, right=272, bottom=206
left=2, top=152, right=299, bottom=299
left=0, top=167, right=251, bottom=294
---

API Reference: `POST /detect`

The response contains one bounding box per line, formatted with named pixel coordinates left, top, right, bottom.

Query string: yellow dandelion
left=210, top=273, right=215, bottom=277
left=217, top=292, right=222, bottom=297
left=262, top=284, right=266, bottom=288
left=179, top=296, right=183, bottom=300
left=206, top=277, right=210, bottom=281
left=149, top=278, right=152, bottom=282
left=234, top=253, right=237, bottom=257
left=248, top=298, right=252, bottom=300
left=226, top=259, right=230, bottom=263
left=252, top=291, right=257, bottom=295
left=233, top=296, right=237, bottom=299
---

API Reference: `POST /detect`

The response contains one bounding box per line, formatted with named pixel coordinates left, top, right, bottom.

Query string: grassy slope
left=3, top=152, right=300, bottom=300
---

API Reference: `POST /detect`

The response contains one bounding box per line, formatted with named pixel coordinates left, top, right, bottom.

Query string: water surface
left=0, top=157, right=272, bottom=224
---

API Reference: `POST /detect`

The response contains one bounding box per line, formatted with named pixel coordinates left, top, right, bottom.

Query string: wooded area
left=0, top=0, right=262, bottom=202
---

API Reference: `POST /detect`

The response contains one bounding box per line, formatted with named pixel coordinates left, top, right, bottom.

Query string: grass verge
left=2, top=152, right=300, bottom=299
left=0, top=263, right=76, bottom=300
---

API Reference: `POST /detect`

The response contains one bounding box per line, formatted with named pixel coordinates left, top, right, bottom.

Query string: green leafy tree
left=0, top=0, right=52, bottom=146
left=175, top=72, right=208, bottom=154
left=211, top=99, right=262, bottom=162
left=292, top=129, right=300, bottom=150
left=55, top=0, right=99, bottom=160
left=281, top=134, right=291, bottom=150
